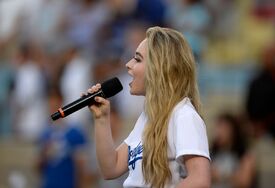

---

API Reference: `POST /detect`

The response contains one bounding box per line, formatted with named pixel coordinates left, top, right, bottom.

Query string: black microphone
left=51, top=77, right=123, bottom=121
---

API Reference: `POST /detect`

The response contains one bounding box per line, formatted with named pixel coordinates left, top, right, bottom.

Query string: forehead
left=136, top=39, right=147, bottom=54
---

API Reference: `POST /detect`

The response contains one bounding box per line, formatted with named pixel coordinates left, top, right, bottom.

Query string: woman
left=211, top=113, right=253, bottom=188
left=88, top=27, right=211, bottom=188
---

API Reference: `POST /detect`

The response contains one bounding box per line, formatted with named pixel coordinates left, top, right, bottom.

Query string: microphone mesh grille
left=101, top=77, right=123, bottom=98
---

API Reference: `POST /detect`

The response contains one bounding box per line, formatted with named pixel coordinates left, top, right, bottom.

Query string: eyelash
left=134, top=57, right=141, bottom=62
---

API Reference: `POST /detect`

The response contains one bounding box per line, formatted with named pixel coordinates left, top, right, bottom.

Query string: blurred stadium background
left=0, top=0, right=274, bottom=187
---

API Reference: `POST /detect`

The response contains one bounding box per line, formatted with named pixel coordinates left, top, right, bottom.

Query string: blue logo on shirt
left=128, top=142, right=143, bottom=170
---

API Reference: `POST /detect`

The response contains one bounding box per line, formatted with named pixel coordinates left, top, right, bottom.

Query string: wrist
left=94, top=115, right=110, bottom=126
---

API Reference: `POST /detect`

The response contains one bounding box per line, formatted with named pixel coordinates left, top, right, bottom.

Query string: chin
left=130, top=90, right=137, bottom=95
left=130, top=90, right=145, bottom=96
left=129, top=85, right=145, bottom=96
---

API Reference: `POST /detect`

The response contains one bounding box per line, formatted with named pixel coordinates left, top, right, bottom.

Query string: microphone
left=51, top=77, right=123, bottom=121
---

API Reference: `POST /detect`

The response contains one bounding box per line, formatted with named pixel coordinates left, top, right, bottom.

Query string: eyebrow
left=135, top=52, right=143, bottom=59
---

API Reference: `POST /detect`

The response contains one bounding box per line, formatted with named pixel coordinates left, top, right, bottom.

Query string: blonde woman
left=88, top=26, right=211, bottom=188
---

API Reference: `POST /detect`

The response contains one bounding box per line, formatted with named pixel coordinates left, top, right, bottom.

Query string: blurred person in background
left=0, top=0, right=25, bottom=42
left=12, top=42, right=48, bottom=142
left=87, top=27, right=211, bottom=188
left=25, top=0, right=68, bottom=46
left=61, top=0, right=112, bottom=59
left=0, top=42, right=15, bottom=138
left=246, top=41, right=275, bottom=141
left=246, top=41, right=275, bottom=188
left=36, top=87, right=96, bottom=188
left=165, top=0, right=211, bottom=62
left=132, top=0, right=167, bottom=26
left=206, top=0, right=238, bottom=38
left=59, top=43, right=93, bottom=128
left=211, top=113, right=253, bottom=188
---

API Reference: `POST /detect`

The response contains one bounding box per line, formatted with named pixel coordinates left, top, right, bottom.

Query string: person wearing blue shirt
left=36, top=88, right=92, bottom=188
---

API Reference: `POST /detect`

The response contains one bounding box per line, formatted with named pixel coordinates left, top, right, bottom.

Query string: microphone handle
left=63, top=90, right=104, bottom=116
left=51, top=90, right=105, bottom=120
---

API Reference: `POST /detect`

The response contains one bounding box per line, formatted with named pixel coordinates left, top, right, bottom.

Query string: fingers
left=81, top=84, right=101, bottom=97
left=88, top=84, right=101, bottom=94
left=94, top=96, right=110, bottom=106
left=84, top=83, right=109, bottom=107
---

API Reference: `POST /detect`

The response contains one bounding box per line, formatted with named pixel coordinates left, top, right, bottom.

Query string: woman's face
left=126, top=39, right=147, bottom=96
left=214, top=119, right=233, bottom=148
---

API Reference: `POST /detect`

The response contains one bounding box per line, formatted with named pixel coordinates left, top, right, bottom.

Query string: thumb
left=94, top=96, right=110, bottom=106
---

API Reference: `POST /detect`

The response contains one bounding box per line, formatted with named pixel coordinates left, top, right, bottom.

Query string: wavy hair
left=142, top=27, right=202, bottom=188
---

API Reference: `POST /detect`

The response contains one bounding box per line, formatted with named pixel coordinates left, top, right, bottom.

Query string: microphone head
left=101, top=77, right=123, bottom=98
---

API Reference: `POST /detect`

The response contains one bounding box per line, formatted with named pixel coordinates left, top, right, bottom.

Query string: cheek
left=133, top=64, right=145, bottom=79
left=132, top=66, right=145, bottom=93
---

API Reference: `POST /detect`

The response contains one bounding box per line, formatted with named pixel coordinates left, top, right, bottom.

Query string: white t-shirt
left=123, top=98, right=210, bottom=188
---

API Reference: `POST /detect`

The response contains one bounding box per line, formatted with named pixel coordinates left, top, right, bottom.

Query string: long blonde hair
left=142, top=27, right=202, bottom=188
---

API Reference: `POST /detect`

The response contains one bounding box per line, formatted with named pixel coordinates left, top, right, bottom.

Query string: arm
left=74, top=150, right=97, bottom=188
left=232, top=152, right=255, bottom=188
left=95, top=118, right=129, bottom=179
left=88, top=84, right=129, bottom=179
left=177, top=155, right=211, bottom=188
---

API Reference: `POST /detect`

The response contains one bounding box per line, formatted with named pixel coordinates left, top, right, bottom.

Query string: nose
left=126, top=59, right=133, bottom=70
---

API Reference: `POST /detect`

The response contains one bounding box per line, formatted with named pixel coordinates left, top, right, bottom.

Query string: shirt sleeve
left=174, top=110, right=210, bottom=163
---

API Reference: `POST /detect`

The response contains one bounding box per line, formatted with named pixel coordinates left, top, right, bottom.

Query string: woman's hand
left=86, top=84, right=110, bottom=119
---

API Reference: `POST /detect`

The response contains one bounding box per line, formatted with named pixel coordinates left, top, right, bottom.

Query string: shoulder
left=169, top=98, right=207, bottom=140
left=66, top=126, right=87, bottom=145
left=172, top=98, right=203, bottom=124
left=169, top=99, right=210, bottom=161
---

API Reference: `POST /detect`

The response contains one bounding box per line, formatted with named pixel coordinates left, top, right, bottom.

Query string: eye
left=134, top=57, right=141, bottom=62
